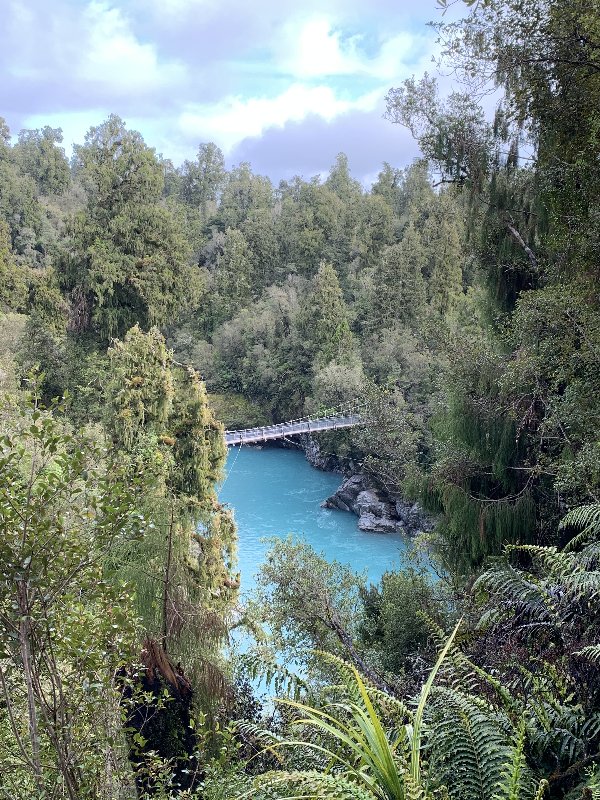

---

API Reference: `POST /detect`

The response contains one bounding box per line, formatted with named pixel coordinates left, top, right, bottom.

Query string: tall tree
left=210, top=227, right=254, bottom=326
left=300, top=261, right=354, bottom=368
left=59, top=115, right=200, bottom=339
left=422, top=194, right=464, bottom=319
left=0, top=220, right=29, bottom=311
left=180, top=142, right=225, bottom=221
left=106, top=325, right=236, bottom=793
left=277, top=178, right=345, bottom=278
left=372, top=223, right=427, bottom=330
left=325, top=152, right=362, bottom=200
left=215, top=162, right=273, bottom=230
left=0, top=120, right=45, bottom=265
left=14, top=126, right=70, bottom=196
left=106, top=324, right=237, bottom=642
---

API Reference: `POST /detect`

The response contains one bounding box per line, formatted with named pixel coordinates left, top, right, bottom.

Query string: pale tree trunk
left=162, top=504, right=176, bottom=652
left=17, top=579, right=43, bottom=792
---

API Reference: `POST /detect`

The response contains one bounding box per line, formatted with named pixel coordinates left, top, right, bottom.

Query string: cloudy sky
left=1, top=0, right=457, bottom=183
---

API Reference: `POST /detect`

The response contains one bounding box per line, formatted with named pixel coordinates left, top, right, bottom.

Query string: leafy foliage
left=0, top=392, right=143, bottom=798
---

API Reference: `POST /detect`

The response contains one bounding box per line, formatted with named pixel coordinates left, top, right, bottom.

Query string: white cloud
left=277, top=18, right=362, bottom=78
left=179, top=83, right=381, bottom=152
left=80, top=1, right=186, bottom=93
left=274, top=15, right=433, bottom=81
left=2, top=0, right=447, bottom=180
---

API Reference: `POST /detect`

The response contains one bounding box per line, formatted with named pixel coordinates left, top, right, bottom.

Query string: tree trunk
left=17, top=579, right=43, bottom=792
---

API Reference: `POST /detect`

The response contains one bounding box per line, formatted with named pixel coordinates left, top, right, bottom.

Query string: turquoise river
left=219, top=446, right=416, bottom=598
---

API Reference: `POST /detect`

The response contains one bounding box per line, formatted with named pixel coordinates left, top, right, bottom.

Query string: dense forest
left=0, top=0, right=599, bottom=797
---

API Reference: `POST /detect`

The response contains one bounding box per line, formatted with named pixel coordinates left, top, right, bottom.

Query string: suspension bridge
left=224, top=402, right=365, bottom=446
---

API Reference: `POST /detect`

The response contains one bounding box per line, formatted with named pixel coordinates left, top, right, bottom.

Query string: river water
left=219, top=446, right=415, bottom=597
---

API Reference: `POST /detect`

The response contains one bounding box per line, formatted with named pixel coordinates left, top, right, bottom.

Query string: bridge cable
left=218, top=440, right=243, bottom=498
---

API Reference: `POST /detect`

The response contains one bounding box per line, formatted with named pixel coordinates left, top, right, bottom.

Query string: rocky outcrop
left=322, top=473, right=434, bottom=536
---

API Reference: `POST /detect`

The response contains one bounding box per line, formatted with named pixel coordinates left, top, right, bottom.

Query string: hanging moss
left=107, top=324, right=173, bottom=449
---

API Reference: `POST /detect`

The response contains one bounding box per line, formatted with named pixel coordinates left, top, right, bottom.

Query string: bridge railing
left=223, top=400, right=367, bottom=444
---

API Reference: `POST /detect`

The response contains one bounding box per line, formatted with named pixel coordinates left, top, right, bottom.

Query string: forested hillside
left=0, top=0, right=599, bottom=796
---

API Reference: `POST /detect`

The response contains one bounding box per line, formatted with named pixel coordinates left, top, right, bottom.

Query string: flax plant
left=239, top=621, right=461, bottom=800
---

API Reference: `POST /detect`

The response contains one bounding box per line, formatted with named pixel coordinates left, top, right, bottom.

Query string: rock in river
left=322, top=473, right=434, bottom=535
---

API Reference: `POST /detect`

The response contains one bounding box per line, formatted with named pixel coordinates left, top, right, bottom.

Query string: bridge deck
left=224, top=414, right=362, bottom=446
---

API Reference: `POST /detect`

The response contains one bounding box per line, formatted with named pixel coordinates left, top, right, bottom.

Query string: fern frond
left=492, top=717, right=534, bottom=800
left=576, top=644, right=600, bottom=664
left=367, top=686, right=412, bottom=724
left=241, top=769, right=378, bottom=799
left=429, top=686, right=514, bottom=800
left=448, top=651, right=523, bottom=720
left=474, top=564, right=550, bottom=622
left=534, top=779, right=549, bottom=800
left=581, top=712, right=600, bottom=742
left=403, top=769, right=434, bottom=800
left=238, top=647, right=307, bottom=699
left=411, top=619, right=462, bottom=786
left=560, top=503, right=600, bottom=543
left=562, top=569, right=600, bottom=602
left=235, top=720, right=288, bottom=764
left=578, top=540, right=600, bottom=569
left=316, top=650, right=363, bottom=688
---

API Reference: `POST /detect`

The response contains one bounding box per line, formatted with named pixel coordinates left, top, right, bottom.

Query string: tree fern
left=468, top=507, right=600, bottom=794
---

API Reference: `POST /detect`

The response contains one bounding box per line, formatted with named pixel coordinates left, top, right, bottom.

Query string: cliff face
left=299, top=434, right=348, bottom=473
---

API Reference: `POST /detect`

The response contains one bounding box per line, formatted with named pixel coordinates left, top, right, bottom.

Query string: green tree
left=106, top=325, right=236, bottom=793
left=0, top=220, right=29, bottom=312
left=73, top=114, right=163, bottom=214
left=106, top=325, right=237, bottom=659
left=353, top=385, right=426, bottom=497
left=216, top=163, right=273, bottom=230
left=372, top=224, right=427, bottom=330
left=372, top=162, right=404, bottom=213
left=353, top=193, right=395, bottom=270
left=59, top=115, right=200, bottom=339
left=325, top=152, right=362, bottom=201
left=211, top=227, right=254, bottom=326
left=422, top=195, right=464, bottom=319
left=277, top=178, right=345, bottom=278
left=359, top=568, right=448, bottom=679
left=209, top=278, right=309, bottom=420
left=386, top=76, right=494, bottom=194
left=384, top=0, right=600, bottom=571
left=180, top=142, right=225, bottom=221
left=241, top=207, right=282, bottom=291
left=0, top=132, right=44, bottom=265
left=14, top=126, right=70, bottom=196
left=0, top=395, right=142, bottom=798
left=301, top=261, right=355, bottom=368
left=255, top=537, right=386, bottom=688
